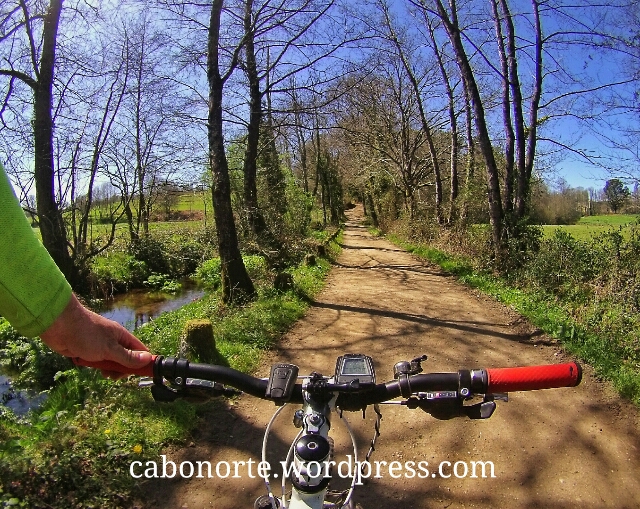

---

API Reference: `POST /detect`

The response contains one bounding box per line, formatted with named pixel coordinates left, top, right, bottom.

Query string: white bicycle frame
left=259, top=377, right=360, bottom=509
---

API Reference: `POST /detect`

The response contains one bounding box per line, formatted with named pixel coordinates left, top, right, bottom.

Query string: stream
left=0, top=374, right=47, bottom=417
left=1, top=281, right=206, bottom=416
left=96, top=281, right=206, bottom=331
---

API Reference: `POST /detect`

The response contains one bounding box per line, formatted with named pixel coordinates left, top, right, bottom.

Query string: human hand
left=40, top=294, right=153, bottom=379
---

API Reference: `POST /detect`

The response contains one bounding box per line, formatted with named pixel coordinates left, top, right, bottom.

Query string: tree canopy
left=604, top=178, right=631, bottom=213
left=1, top=0, right=639, bottom=286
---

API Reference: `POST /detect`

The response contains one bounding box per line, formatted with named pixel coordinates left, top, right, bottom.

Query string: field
left=541, top=214, right=639, bottom=239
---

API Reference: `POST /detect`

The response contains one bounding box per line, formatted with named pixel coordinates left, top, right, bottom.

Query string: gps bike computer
left=334, top=354, right=375, bottom=384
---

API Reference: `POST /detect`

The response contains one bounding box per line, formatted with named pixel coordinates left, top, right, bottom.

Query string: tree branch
left=0, top=68, right=37, bottom=89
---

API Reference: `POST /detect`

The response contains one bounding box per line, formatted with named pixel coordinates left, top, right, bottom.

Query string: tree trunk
left=435, top=0, right=505, bottom=261
left=137, top=184, right=147, bottom=235
left=263, top=64, right=287, bottom=217
left=124, top=202, right=137, bottom=242
left=312, top=110, right=321, bottom=198
left=426, top=19, right=458, bottom=224
left=384, top=10, right=443, bottom=224
left=242, top=0, right=267, bottom=235
left=293, top=92, right=309, bottom=193
left=517, top=0, right=543, bottom=219
left=492, top=0, right=515, bottom=218
left=367, top=191, right=378, bottom=228
left=208, top=0, right=254, bottom=303
left=460, top=85, right=475, bottom=225
left=34, top=0, right=77, bottom=284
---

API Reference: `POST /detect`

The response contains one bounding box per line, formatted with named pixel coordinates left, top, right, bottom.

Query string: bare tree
left=62, top=35, right=131, bottom=273
left=239, top=0, right=358, bottom=235
left=338, top=69, right=430, bottom=219
left=422, top=14, right=461, bottom=225
left=418, top=0, right=636, bottom=259
left=106, top=11, right=188, bottom=241
left=0, top=0, right=76, bottom=282
left=422, top=0, right=505, bottom=259
left=586, top=2, right=640, bottom=183
left=377, top=0, right=445, bottom=223
left=207, top=0, right=255, bottom=303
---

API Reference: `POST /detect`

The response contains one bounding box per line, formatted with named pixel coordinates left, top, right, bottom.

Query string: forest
left=1, top=0, right=638, bottom=292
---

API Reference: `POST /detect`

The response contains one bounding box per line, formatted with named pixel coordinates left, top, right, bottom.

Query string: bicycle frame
left=258, top=377, right=360, bottom=509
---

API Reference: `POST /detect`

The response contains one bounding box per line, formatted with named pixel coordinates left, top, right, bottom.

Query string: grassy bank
left=0, top=234, right=341, bottom=508
left=387, top=233, right=640, bottom=407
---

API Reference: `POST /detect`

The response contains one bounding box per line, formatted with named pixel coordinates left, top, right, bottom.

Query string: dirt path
left=140, top=206, right=640, bottom=509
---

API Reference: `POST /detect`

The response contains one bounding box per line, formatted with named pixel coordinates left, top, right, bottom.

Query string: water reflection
left=0, top=374, right=47, bottom=416
left=96, top=281, right=206, bottom=331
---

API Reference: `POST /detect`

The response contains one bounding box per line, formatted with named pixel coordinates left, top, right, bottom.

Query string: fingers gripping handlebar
left=73, top=356, right=157, bottom=377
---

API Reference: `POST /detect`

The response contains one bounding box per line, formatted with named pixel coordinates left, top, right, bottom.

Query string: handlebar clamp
left=398, top=374, right=412, bottom=398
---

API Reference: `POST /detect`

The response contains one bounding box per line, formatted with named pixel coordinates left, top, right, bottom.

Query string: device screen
left=342, top=358, right=369, bottom=375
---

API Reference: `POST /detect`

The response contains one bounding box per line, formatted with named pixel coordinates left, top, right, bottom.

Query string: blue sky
left=392, top=0, right=639, bottom=192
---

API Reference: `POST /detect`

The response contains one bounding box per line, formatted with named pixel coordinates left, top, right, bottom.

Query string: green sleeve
left=0, top=163, right=72, bottom=337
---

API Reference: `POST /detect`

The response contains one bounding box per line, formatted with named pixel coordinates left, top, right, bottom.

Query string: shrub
left=194, top=258, right=223, bottom=289
left=128, top=236, right=170, bottom=275
left=0, top=319, right=72, bottom=390
left=591, top=226, right=640, bottom=310
left=127, top=232, right=214, bottom=280
left=282, top=180, right=314, bottom=237
left=514, top=225, right=640, bottom=367
left=194, top=255, right=269, bottom=290
left=243, top=254, right=269, bottom=280
left=143, top=274, right=182, bottom=293
left=90, top=253, right=150, bottom=295
left=518, top=229, right=596, bottom=296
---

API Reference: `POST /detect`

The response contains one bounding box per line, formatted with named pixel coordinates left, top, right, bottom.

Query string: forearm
left=0, top=164, right=72, bottom=337
left=0, top=163, right=151, bottom=377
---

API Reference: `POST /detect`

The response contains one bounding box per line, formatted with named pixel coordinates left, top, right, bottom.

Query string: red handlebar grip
left=73, top=355, right=156, bottom=377
left=487, top=362, right=581, bottom=392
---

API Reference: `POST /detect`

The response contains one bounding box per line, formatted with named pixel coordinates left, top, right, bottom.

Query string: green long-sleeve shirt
left=0, top=163, right=72, bottom=337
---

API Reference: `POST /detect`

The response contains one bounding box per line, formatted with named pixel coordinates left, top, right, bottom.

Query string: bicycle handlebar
left=73, top=355, right=581, bottom=405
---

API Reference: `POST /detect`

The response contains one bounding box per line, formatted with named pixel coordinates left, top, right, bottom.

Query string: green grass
left=1, top=368, right=198, bottom=508
left=173, top=192, right=209, bottom=213
left=83, top=192, right=209, bottom=222
left=541, top=214, right=639, bottom=240
left=387, top=234, right=640, bottom=407
left=577, top=214, right=638, bottom=226
left=87, top=217, right=210, bottom=240
left=0, top=231, right=342, bottom=508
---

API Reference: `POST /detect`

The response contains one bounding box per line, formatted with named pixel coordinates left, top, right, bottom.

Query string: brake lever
left=140, top=377, right=241, bottom=403
left=150, top=382, right=182, bottom=402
